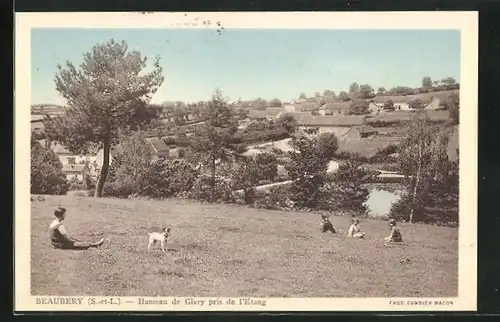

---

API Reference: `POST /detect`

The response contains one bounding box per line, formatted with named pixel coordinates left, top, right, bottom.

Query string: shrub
left=383, top=100, right=395, bottom=111
left=229, top=157, right=262, bottom=205
left=253, top=185, right=293, bottom=210
left=317, top=158, right=371, bottom=215
left=139, top=159, right=199, bottom=199
left=30, top=138, right=69, bottom=195
left=255, top=152, right=278, bottom=181
left=102, top=179, right=136, bottom=198
left=369, top=144, right=400, bottom=163
left=409, top=98, right=426, bottom=110
left=32, top=131, right=46, bottom=140
left=318, top=181, right=369, bottom=215
left=177, top=147, right=186, bottom=158
left=68, top=177, right=87, bottom=191
left=349, top=100, right=370, bottom=115
left=367, top=120, right=403, bottom=127
left=335, top=151, right=369, bottom=162
left=275, top=113, right=298, bottom=135
left=189, top=174, right=235, bottom=203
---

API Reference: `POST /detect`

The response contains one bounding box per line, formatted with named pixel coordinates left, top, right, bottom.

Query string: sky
left=31, top=28, right=460, bottom=105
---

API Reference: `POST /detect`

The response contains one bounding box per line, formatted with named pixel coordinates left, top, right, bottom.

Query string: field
left=367, top=110, right=451, bottom=124
left=337, top=137, right=403, bottom=158
left=31, top=195, right=458, bottom=297
left=372, top=89, right=459, bottom=104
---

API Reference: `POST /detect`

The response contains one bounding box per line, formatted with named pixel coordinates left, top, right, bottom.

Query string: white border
left=15, top=11, right=478, bottom=312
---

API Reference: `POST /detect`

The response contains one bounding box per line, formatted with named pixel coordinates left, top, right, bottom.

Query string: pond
left=364, top=184, right=404, bottom=218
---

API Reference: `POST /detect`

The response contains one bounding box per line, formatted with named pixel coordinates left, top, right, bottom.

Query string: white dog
left=147, top=228, right=171, bottom=252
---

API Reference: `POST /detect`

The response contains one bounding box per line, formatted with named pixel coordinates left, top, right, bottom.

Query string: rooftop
left=149, top=139, right=170, bottom=153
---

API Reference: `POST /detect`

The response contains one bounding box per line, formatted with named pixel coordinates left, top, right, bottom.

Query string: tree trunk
left=410, top=141, right=423, bottom=222
left=210, top=154, right=216, bottom=202
left=94, top=139, right=110, bottom=198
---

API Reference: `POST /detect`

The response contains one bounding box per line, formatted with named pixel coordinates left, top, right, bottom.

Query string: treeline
left=298, top=76, right=459, bottom=104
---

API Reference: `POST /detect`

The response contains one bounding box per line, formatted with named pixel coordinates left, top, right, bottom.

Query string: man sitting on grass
left=49, top=206, right=104, bottom=250
left=384, top=218, right=403, bottom=243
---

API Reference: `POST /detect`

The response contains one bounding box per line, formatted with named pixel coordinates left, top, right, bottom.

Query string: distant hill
left=372, top=89, right=459, bottom=104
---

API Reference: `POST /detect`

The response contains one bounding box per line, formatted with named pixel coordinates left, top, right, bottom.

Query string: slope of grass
left=373, top=89, right=459, bottom=104
left=31, top=195, right=458, bottom=297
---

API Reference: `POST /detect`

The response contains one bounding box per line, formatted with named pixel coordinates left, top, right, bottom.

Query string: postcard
left=15, top=11, right=477, bottom=312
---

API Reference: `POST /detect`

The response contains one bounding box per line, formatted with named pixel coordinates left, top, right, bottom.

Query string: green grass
left=31, top=195, right=458, bottom=297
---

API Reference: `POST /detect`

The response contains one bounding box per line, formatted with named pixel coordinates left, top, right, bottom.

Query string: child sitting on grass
left=347, top=218, right=365, bottom=239
left=49, top=206, right=104, bottom=250
left=320, top=214, right=336, bottom=233
left=384, top=218, right=403, bottom=243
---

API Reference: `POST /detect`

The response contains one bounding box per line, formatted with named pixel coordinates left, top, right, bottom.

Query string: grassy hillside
left=373, top=90, right=459, bottom=104
left=31, top=195, right=458, bottom=297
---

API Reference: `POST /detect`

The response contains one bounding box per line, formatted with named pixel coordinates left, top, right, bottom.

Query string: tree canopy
left=45, top=39, right=164, bottom=197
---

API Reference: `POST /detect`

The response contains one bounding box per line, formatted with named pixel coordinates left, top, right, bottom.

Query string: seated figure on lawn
left=384, top=218, right=403, bottom=243
left=49, top=206, right=104, bottom=250
left=320, top=214, right=336, bottom=233
left=347, top=218, right=365, bottom=239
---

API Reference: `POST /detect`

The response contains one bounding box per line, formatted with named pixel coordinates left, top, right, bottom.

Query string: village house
left=62, top=163, right=91, bottom=182
left=294, top=114, right=379, bottom=141
left=43, top=142, right=93, bottom=181
left=49, top=142, right=95, bottom=166
left=295, top=99, right=320, bottom=112
left=248, top=108, right=283, bottom=121
left=283, top=104, right=296, bottom=113
left=371, top=96, right=443, bottom=111
left=424, top=96, right=442, bottom=110
left=31, top=115, right=45, bottom=134
left=318, top=102, right=350, bottom=116
left=371, top=95, right=439, bottom=111
left=43, top=141, right=116, bottom=180
left=148, top=139, right=170, bottom=161
left=368, top=102, right=384, bottom=114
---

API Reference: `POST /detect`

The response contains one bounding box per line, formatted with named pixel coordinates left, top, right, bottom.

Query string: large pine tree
left=44, top=39, right=164, bottom=197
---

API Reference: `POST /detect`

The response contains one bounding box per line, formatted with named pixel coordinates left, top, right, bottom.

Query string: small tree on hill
left=189, top=89, right=243, bottom=202
left=45, top=39, right=164, bottom=197
left=422, top=76, right=433, bottom=88
left=359, top=84, right=375, bottom=99
left=230, top=156, right=261, bottom=204
left=440, top=92, right=460, bottom=125
left=409, top=98, right=426, bottom=110
left=255, top=152, right=278, bottom=181
left=269, top=98, right=282, bottom=107
left=383, top=100, right=395, bottom=111
left=275, top=113, right=298, bottom=135
left=319, top=154, right=371, bottom=214
left=391, top=111, right=458, bottom=224
left=31, top=138, right=69, bottom=195
left=349, top=100, right=370, bottom=115
left=349, top=82, right=360, bottom=94
left=441, top=77, right=457, bottom=86
left=337, top=91, right=350, bottom=102
left=323, top=89, right=336, bottom=97
left=377, top=87, right=386, bottom=95
left=286, top=133, right=338, bottom=209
